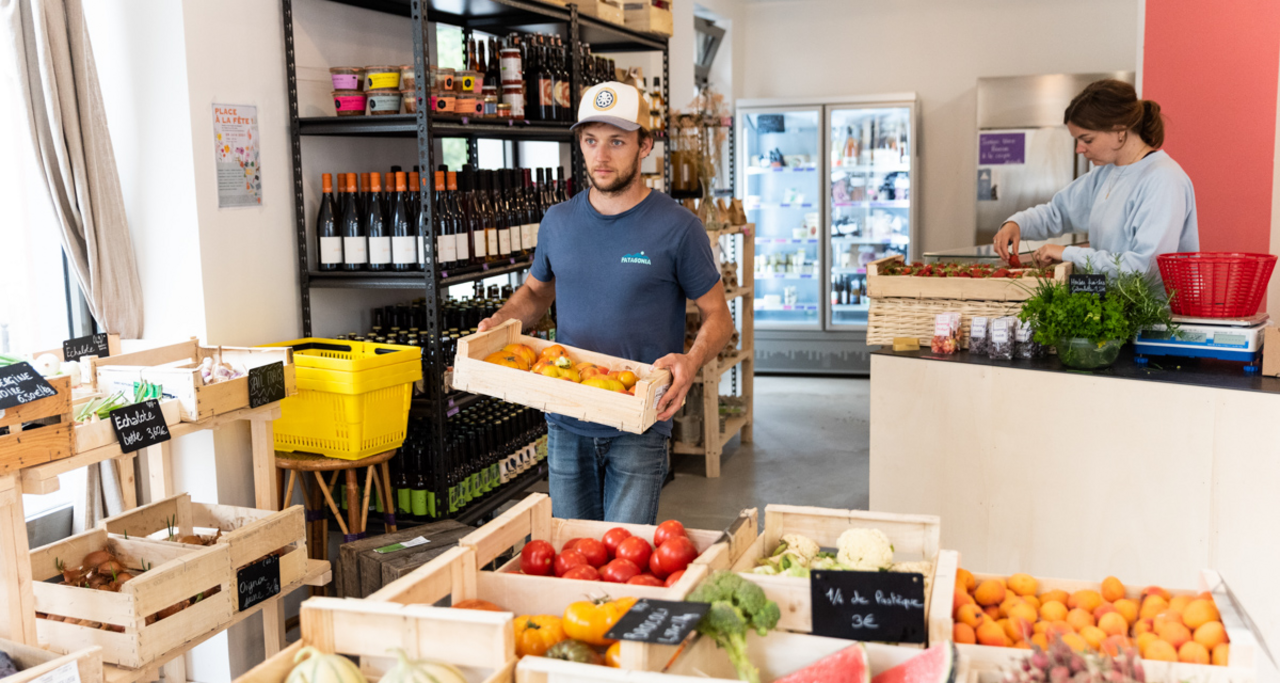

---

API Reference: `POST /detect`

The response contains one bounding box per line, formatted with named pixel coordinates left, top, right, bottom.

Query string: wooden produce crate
left=30, top=529, right=233, bottom=668
left=721, top=504, right=956, bottom=642
left=98, top=493, right=306, bottom=613
left=622, top=3, right=673, bottom=36
left=517, top=634, right=967, bottom=683
left=0, top=375, right=73, bottom=476
left=945, top=568, right=1260, bottom=683
left=234, top=597, right=516, bottom=683
left=0, top=638, right=102, bottom=683
left=577, top=0, right=624, bottom=25
left=34, top=333, right=123, bottom=395
left=95, top=339, right=296, bottom=422
left=452, top=321, right=671, bottom=435
left=70, top=397, right=182, bottom=453
left=456, top=493, right=754, bottom=604
left=337, top=519, right=474, bottom=598
left=865, top=255, right=1072, bottom=347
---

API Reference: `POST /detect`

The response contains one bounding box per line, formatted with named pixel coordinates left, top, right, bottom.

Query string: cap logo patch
left=593, top=88, right=617, bottom=111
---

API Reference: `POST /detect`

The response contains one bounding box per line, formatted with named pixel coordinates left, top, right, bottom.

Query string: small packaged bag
left=931, top=312, right=962, bottom=354
left=1015, top=320, right=1046, bottom=359
left=969, top=316, right=989, bottom=356
left=989, top=317, right=1015, bottom=360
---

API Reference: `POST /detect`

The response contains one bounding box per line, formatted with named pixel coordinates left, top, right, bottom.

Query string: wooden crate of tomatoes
left=866, top=254, right=1072, bottom=348
left=30, top=528, right=234, bottom=668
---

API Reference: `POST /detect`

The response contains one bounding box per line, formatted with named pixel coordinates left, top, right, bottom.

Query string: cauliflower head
left=778, top=534, right=820, bottom=562
left=836, top=527, right=894, bottom=571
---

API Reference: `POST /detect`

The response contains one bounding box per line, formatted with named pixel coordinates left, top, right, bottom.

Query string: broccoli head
left=687, top=571, right=782, bottom=683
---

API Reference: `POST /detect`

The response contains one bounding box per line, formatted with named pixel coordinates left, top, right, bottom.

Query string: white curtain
left=4, top=0, right=144, bottom=337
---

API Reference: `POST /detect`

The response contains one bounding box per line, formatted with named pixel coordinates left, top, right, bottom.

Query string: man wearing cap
left=477, top=81, right=733, bottom=524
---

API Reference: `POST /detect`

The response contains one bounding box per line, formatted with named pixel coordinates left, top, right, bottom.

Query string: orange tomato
left=540, top=345, right=568, bottom=361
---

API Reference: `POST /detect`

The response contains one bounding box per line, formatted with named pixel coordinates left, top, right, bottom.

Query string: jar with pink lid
left=329, top=67, right=362, bottom=91
left=332, top=90, right=367, bottom=116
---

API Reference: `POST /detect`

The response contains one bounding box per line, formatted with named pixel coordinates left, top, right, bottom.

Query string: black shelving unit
left=282, top=0, right=669, bottom=524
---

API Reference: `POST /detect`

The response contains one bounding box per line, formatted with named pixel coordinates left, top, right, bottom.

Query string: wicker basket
left=865, top=255, right=1073, bottom=347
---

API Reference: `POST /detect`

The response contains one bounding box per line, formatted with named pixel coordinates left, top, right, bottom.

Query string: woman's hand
left=1032, top=244, right=1065, bottom=267
left=993, top=222, right=1021, bottom=262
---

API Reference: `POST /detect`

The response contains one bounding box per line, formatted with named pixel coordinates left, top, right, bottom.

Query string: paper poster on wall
left=212, top=104, right=263, bottom=208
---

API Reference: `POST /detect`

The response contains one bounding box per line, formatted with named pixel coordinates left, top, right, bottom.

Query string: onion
left=82, top=550, right=113, bottom=568
left=97, top=560, right=125, bottom=575
left=178, top=535, right=205, bottom=546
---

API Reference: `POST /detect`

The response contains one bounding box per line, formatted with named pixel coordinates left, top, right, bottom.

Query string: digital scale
left=1134, top=313, right=1269, bottom=362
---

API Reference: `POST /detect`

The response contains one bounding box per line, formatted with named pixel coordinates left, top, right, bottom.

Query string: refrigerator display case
left=739, top=95, right=918, bottom=374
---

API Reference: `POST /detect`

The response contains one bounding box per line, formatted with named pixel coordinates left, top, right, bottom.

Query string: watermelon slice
left=871, top=643, right=958, bottom=683
left=773, top=644, right=870, bottom=683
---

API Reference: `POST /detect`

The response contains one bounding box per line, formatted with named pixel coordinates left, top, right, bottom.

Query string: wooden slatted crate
left=577, top=0, right=624, bottom=25
left=716, top=504, right=956, bottom=644
left=622, top=3, right=673, bottom=36
left=95, top=339, right=295, bottom=422
left=0, top=638, right=103, bottom=683
left=30, top=529, right=233, bottom=668
left=234, top=597, right=516, bottom=683
left=0, top=375, right=73, bottom=476
left=97, top=493, right=307, bottom=613
left=70, top=397, right=182, bottom=453
left=452, top=321, right=671, bottom=435
left=945, top=568, right=1259, bottom=682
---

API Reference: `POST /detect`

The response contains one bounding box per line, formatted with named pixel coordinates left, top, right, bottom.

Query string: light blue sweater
left=1007, top=150, right=1198, bottom=279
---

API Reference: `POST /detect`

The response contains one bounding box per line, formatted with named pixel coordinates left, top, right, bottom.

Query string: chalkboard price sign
left=63, top=333, right=111, bottom=362
left=108, top=400, right=171, bottom=454
left=237, top=553, right=281, bottom=611
left=1069, top=274, right=1108, bottom=298
left=603, top=599, right=710, bottom=645
left=0, top=362, right=58, bottom=411
left=248, top=362, right=286, bottom=408
left=810, top=570, right=927, bottom=643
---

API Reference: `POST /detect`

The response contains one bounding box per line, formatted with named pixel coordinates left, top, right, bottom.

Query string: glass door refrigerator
left=738, top=96, right=918, bottom=375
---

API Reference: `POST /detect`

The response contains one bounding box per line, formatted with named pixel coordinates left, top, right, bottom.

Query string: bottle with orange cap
left=317, top=173, right=341, bottom=271
left=433, top=170, right=456, bottom=268
left=390, top=171, right=416, bottom=272
left=366, top=173, right=391, bottom=271
left=341, top=173, right=366, bottom=271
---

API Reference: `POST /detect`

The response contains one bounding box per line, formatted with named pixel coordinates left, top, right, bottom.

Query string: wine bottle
left=317, top=173, right=341, bottom=271
left=434, top=171, right=457, bottom=269
left=366, top=173, right=391, bottom=271
left=447, top=171, right=469, bottom=266
left=341, top=173, right=366, bottom=270
left=390, top=172, right=416, bottom=272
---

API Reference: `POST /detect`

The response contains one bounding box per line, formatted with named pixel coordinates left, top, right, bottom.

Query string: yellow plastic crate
left=261, top=339, right=422, bottom=460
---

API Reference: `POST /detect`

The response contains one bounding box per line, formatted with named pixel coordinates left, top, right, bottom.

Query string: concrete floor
left=657, top=375, right=870, bottom=532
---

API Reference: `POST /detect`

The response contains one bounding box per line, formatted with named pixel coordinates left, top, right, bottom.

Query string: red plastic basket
left=1157, top=252, right=1277, bottom=318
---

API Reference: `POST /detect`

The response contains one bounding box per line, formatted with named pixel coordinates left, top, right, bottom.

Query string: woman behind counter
left=993, top=79, right=1198, bottom=277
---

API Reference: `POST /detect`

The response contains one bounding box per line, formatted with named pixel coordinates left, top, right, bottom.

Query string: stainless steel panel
left=976, top=126, right=1077, bottom=243
left=754, top=330, right=872, bottom=375
left=977, top=72, right=1134, bottom=129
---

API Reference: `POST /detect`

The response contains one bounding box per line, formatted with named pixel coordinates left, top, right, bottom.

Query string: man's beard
left=588, top=157, right=640, bottom=194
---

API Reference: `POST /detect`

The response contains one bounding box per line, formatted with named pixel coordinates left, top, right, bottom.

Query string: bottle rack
left=282, top=0, right=670, bottom=525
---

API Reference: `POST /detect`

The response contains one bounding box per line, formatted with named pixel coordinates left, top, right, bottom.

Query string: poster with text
left=213, top=104, right=263, bottom=208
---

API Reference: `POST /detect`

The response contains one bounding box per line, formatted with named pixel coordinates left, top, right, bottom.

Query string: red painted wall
left=1143, top=0, right=1280, bottom=255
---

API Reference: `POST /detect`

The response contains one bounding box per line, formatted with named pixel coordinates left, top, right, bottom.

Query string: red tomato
left=554, top=550, right=590, bottom=577
left=664, top=570, right=686, bottom=587
left=520, top=540, right=556, bottom=576
left=562, top=565, right=601, bottom=581
left=561, top=537, right=584, bottom=553
left=651, top=537, right=698, bottom=579
left=628, top=574, right=665, bottom=587
left=601, top=527, right=631, bottom=559
left=574, top=538, right=609, bottom=568
left=653, top=520, right=687, bottom=548
left=599, top=558, right=642, bottom=584
left=615, top=536, right=652, bottom=571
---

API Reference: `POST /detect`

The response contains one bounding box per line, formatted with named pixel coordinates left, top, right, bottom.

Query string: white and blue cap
left=571, top=81, right=649, bottom=132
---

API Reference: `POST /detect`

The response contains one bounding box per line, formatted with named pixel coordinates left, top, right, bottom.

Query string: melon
left=774, top=643, right=870, bottom=683
left=871, top=643, right=958, bottom=683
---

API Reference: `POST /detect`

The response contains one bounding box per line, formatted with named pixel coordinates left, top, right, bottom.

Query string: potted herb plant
left=1017, top=262, right=1176, bottom=369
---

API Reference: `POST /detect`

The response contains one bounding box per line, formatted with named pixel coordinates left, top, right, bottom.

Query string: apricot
left=1021, top=594, right=1040, bottom=610
left=1132, top=618, right=1154, bottom=637
left=1140, top=595, right=1168, bottom=620
left=975, top=580, right=1006, bottom=606
left=1031, top=633, right=1049, bottom=650
left=1182, top=599, right=1220, bottom=630
left=1008, top=603, right=1038, bottom=626
left=1093, top=602, right=1117, bottom=621
left=615, top=370, right=637, bottom=389
left=1006, top=616, right=1035, bottom=642
left=1113, top=598, right=1140, bottom=624
left=1168, top=594, right=1193, bottom=614
left=984, top=606, right=1001, bottom=621
left=976, top=620, right=1008, bottom=647
left=998, top=618, right=1016, bottom=642
left=1068, top=590, right=1104, bottom=613
left=1047, top=621, right=1075, bottom=638
left=1142, top=586, right=1172, bottom=601
left=956, top=603, right=985, bottom=628
left=954, top=622, right=976, bottom=644
left=1156, top=621, right=1192, bottom=650
left=1154, top=610, right=1183, bottom=632
left=1135, top=632, right=1158, bottom=655
left=1098, top=612, right=1128, bottom=637
left=1013, top=640, right=1032, bottom=650
left=953, top=584, right=975, bottom=614
left=1081, top=625, right=1108, bottom=650
left=1101, top=634, right=1133, bottom=657
left=1061, top=633, right=1089, bottom=652
left=1066, top=608, right=1096, bottom=632
left=1040, top=589, right=1070, bottom=605
left=998, top=596, right=1023, bottom=618
left=956, top=568, right=976, bottom=592
left=1008, top=573, right=1038, bottom=597
left=1034, top=621, right=1050, bottom=635
left=1212, top=643, right=1230, bottom=666
left=1101, top=576, right=1126, bottom=603
left=1193, top=621, right=1228, bottom=650
left=1179, top=641, right=1210, bottom=665
left=1145, top=639, right=1177, bottom=662
left=1039, top=600, right=1068, bottom=622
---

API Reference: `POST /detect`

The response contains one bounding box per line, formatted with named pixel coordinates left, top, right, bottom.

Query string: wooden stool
left=275, top=449, right=398, bottom=595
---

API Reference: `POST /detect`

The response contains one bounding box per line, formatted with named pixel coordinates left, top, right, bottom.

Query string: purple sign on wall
left=979, top=133, right=1026, bottom=165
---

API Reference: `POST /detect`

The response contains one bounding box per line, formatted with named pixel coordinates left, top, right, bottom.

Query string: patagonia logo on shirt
left=621, top=251, right=652, bottom=265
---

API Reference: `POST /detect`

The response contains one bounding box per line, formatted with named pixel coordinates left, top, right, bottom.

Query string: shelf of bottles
left=741, top=109, right=823, bottom=328
left=828, top=106, right=913, bottom=327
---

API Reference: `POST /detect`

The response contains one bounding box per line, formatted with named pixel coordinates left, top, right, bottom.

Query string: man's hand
left=477, top=316, right=500, bottom=333
left=651, top=352, right=699, bottom=421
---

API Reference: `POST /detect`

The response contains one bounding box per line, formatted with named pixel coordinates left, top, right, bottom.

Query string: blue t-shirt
left=530, top=189, right=720, bottom=437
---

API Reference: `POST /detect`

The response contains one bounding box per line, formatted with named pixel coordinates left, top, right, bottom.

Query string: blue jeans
left=546, top=423, right=668, bottom=524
